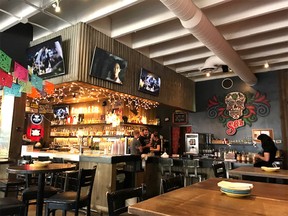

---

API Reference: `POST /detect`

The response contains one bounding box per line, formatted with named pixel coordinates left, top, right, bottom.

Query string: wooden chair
left=161, top=175, right=184, bottom=194
left=107, top=185, right=145, bottom=216
left=212, top=162, right=228, bottom=178
left=44, top=167, right=96, bottom=216
left=38, top=156, right=50, bottom=161
left=0, top=160, right=26, bottom=198
left=0, top=197, right=25, bottom=216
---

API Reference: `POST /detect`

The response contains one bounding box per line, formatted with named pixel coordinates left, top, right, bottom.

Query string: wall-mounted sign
left=207, top=91, right=271, bottom=136
left=173, top=112, right=187, bottom=124
left=30, top=113, right=43, bottom=125
left=31, top=128, right=41, bottom=137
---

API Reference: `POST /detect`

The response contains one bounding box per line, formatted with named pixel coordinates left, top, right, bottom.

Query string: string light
left=30, top=82, right=159, bottom=110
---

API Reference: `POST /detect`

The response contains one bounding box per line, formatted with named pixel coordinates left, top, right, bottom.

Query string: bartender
left=139, top=127, right=151, bottom=154
left=150, top=131, right=161, bottom=156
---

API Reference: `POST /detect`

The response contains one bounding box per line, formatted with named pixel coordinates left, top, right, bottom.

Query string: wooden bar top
left=128, top=178, right=288, bottom=216
left=229, top=166, right=288, bottom=180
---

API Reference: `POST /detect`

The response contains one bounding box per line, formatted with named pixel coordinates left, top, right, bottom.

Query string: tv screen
left=53, top=105, right=69, bottom=119
left=138, top=68, right=161, bottom=96
left=27, top=36, right=66, bottom=79
left=90, top=47, right=127, bottom=85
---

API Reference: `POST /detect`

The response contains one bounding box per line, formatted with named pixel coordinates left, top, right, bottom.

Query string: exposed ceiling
left=0, top=0, right=287, bottom=84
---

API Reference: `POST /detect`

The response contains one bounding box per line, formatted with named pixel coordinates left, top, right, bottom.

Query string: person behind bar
left=254, top=134, right=277, bottom=167
left=139, top=127, right=151, bottom=154
left=130, top=129, right=142, bottom=155
left=150, top=131, right=161, bottom=156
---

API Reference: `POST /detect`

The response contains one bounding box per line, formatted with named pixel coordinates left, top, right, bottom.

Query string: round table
left=7, top=163, right=76, bottom=216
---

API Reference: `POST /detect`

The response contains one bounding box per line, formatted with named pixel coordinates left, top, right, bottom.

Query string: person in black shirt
left=139, top=128, right=151, bottom=154
left=254, top=134, right=277, bottom=167
left=150, top=132, right=161, bottom=156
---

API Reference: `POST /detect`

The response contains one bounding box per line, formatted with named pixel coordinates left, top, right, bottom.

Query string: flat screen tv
left=90, top=47, right=127, bottom=85
left=27, top=36, right=66, bottom=79
left=138, top=68, right=161, bottom=96
left=53, top=105, right=69, bottom=119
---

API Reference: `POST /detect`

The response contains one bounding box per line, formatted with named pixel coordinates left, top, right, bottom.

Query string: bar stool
left=159, top=158, right=174, bottom=194
left=159, top=158, right=173, bottom=176
left=183, top=159, right=202, bottom=186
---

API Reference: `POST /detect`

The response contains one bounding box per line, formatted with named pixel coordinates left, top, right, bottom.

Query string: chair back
left=183, top=159, right=199, bottom=177
left=107, top=186, right=144, bottom=216
left=38, top=156, right=50, bottom=161
left=22, top=155, right=32, bottom=163
left=159, top=158, right=173, bottom=176
left=75, top=167, right=96, bottom=209
left=161, top=175, right=184, bottom=193
left=52, top=157, right=64, bottom=163
left=212, top=162, right=227, bottom=178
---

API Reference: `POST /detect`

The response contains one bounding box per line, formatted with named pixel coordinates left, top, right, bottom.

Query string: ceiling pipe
left=160, top=0, right=257, bottom=86
left=200, top=55, right=225, bottom=73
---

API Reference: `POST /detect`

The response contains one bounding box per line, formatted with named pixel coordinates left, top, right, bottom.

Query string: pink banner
left=14, top=61, right=28, bottom=81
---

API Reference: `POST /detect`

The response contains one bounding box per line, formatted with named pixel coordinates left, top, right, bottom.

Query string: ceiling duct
left=160, top=0, right=257, bottom=86
left=200, top=55, right=225, bottom=73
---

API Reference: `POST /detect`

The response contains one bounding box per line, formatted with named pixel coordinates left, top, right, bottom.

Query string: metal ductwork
left=160, top=0, right=257, bottom=86
left=200, top=55, right=225, bottom=73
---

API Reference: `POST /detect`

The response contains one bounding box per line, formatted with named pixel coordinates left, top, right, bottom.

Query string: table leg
left=36, top=173, right=45, bottom=216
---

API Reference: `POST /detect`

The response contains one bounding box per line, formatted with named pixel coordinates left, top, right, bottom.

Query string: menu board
left=173, top=112, right=187, bottom=124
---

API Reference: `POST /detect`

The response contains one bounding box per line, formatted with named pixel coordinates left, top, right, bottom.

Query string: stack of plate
left=217, top=181, right=253, bottom=198
left=261, top=166, right=280, bottom=172
left=32, top=160, right=51, bottom=168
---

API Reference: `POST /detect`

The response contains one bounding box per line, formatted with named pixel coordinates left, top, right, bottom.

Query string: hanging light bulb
left=264, top=62, right=269, bottom=69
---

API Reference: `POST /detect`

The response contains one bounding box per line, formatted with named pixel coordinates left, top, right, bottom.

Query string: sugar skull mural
left=208, top=91, right=270, bottom=135
left=225, top=92, right=246, bottom=120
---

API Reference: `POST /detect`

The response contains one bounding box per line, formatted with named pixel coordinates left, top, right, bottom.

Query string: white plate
left=220, top=189, right=251, bottom=198
left=218, top=181, right=253, bottom=190
left=32, top=161, right=51, bottom=167
left=261, top=166, right=280, bottom=172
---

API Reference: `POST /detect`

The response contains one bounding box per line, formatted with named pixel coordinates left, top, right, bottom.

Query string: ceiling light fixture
left=206, top=72, right=211, bottom=77
left=52, top=0, right=61, bottom=13
left=264, top=62, right=269, bottom=69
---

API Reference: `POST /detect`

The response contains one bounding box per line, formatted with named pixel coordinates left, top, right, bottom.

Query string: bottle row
left=50, top=125, right=140, bottom=137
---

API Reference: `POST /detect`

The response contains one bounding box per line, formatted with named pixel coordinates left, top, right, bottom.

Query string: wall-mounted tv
left=138, top=68, right=161, bottom=96
left=53, top=105, right=69, bottom=119
left=27, top=36, right=66, bottom=80
left=90, top=47, right=127, bottom=85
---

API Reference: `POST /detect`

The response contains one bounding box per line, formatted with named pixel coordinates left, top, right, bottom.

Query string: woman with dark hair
left=106, top=61, right=122, bottom=84
left=254, top=134, right=277, bottom=167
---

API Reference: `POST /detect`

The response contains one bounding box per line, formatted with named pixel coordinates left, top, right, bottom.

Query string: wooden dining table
left=128, top=178, right=288, bottom=216
left=7, top=163, right=76, bottom=216
left=229, top=166, right=288, bottom=180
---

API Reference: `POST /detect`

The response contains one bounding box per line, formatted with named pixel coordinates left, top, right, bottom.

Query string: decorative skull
left=225, top=92, right=246, bottom=119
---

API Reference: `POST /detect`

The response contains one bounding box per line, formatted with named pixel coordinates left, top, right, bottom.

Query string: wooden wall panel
left=30, top=23, right=195, bottom=112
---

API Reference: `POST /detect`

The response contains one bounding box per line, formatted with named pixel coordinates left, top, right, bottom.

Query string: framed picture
left=252, top=128, right=274, bottom=143
left=173, top=112, right=187, bottom=124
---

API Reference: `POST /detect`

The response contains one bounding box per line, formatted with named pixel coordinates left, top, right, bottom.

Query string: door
left=171, top=126, right=192, bottom=155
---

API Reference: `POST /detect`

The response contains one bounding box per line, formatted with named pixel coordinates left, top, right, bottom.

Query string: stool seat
left=22, top=186, right=59, bottom=200
left=0, top=197, right=25, bottom=215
